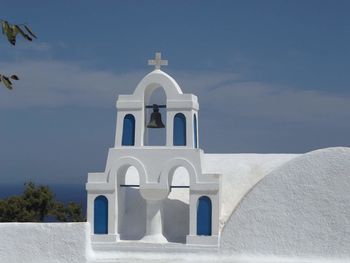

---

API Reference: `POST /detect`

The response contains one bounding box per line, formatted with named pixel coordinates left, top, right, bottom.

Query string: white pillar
left=141, top=200, right=167, bottom=243
left=185, top=111, right=194, bottom=148
left=166, top=110, right=175, bottom=147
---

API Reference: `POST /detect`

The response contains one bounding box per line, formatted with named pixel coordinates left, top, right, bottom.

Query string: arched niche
left=159, top=158, right=197, bottom=187
left=173, top=113, right=186, bottom=146
left=122, top=114, right=135, bottom=146
left=144, top=87, right=167, bottom=146
left=117, top=165, right=146, bottom=240
left=163, top=166, right=190, bottom=243
left=171, top=167, right=190, bottom=187
left=197, top=196, right=212, bottom=236
left=94, top=195, right=108, bottom=234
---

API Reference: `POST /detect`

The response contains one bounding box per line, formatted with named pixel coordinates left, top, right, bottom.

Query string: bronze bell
left=147, top=104, right=165, bottom=128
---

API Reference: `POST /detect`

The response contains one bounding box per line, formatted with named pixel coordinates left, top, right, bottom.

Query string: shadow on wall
left=118, top=188, right=189, bottom=243
left=163, top=198, right=189, bottom=243
left=119, top=188, right=146, bottom=240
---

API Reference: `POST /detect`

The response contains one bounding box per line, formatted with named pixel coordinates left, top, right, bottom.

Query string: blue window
left=197, top=196, right=212, bottom=236
left=194, top=114, right=198, bottom=148
left=122, top=114, right=135, bottom=146
left=173, top=113, right=186, bottom=146
left=94, top=195, right=108, bottom=234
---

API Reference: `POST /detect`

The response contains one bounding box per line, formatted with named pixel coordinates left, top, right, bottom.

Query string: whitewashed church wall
left=220, top=147, right=350, bottom=258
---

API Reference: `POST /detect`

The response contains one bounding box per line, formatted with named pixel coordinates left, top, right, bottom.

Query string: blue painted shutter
left=122, top=114, right=135, bottom=146
left=194, top=114, right=198, bottom=148
left=197, top=196, right=212, bottom=236
left=94, top=195, right=108, bottom=234
left=173, top=113, right=186, bottom=146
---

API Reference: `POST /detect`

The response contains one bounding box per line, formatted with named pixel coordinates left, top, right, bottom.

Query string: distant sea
left=0, top=184, right=87, bottom=216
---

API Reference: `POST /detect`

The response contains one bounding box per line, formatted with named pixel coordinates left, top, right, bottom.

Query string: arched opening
left=144, top=87, right=167, bottom=146
left=163, top=166, right=190, bottom=243
left=194, top=114, right=198, bottom=148
left=94, top=195, right=108, bottom=234
left=122, top=114, right=135, bottom=146
left=173, top=113, right=186, bottom=146
left=197, top=196, right=212, bottom=236
left=117, top=165, right=146, bottom=240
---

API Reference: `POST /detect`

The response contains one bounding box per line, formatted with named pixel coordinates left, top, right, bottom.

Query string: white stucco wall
left=0, top=223, right=89, bottom=263
left=221, top=147, right=350, bottom=259
left=202, top=153, right=299, bottom=227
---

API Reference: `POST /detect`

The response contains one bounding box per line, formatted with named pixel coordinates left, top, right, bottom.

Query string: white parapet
left=0, top=223, right=89, bottom=263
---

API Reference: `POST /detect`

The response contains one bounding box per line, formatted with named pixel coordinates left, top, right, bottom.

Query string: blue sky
left=0, top=1, right=349, bottom=184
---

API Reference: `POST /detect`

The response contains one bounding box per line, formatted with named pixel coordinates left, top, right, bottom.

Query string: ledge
left=186, top=235, right=219, bottom=246
left=91, top=234, right=119, bottom=243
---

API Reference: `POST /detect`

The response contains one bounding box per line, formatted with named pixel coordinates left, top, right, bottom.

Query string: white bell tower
left=86, top=52, right=221, bottom=246
left=114, top=52, right=199, bottom=149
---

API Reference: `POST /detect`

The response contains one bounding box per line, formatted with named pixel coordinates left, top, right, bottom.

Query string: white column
left=166, top=111, right=175, bottom=147
left=114, top=112, right=124, bottom=147
left=141, top=200, right=167, bottom=243
left=134, top=110, right=143, bottom=147
left=87, top=192, right=95, bottom=234
left=189, top=193, right=198, bottom=236
left=185, top=111, right=194, bottom=148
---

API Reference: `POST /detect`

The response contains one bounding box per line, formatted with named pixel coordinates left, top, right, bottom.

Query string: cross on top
left=148, top=52, right=168, bottom=70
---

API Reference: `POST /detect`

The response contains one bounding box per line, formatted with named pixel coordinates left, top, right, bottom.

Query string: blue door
left=122, top=114, right=135, bottom=146
left=94, top=195, right=108, bottom=234
left=173, top=113, right=186, bottom=146
left=197, top=196, right=212, bottom=236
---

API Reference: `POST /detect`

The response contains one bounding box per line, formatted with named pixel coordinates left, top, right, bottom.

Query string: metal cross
left=148, top=52, right=168, bottom=70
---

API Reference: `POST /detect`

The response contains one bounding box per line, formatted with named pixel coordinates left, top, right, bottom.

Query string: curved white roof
left=133, top=70, right=183, bottom=101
